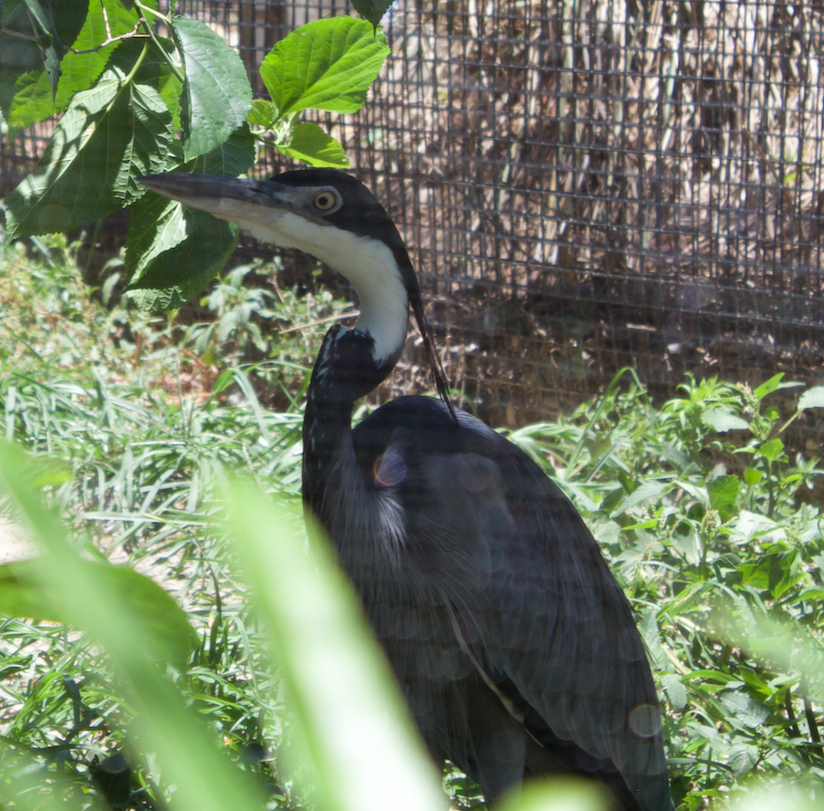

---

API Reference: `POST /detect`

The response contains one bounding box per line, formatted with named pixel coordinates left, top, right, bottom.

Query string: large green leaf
left=190, top=123, right=256, bottom=176
left=225, top=482, right=446, bottom=811
left=126, top=206, right=238, bottom=310
left=176, top=15, right=252, bottom=161
left=124, top=127, right=254, bottom=309
left=5, top=70, right=174, bottom=238
left=260, top=16, right=389, bottom=116
left=0, top=558, right=197, bottom=670
left=280, top=122, right=349, bottom=167
left=7, top=0, right=153, bottom=132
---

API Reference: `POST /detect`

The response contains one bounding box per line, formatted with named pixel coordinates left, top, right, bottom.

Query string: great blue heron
left=139, top=170, right=671, bottom=811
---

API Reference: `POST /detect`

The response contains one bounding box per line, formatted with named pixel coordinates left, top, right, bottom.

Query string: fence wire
left=4, top=0, right=824, bottom=426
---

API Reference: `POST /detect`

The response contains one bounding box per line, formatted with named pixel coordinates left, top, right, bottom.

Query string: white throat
left=225, top=206, right=410, bottom=365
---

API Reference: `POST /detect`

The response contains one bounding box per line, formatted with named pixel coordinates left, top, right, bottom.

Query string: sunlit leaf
left=7, top=0, right=154, bottom=131
left=6, top=70, right=174, bottom=238
left=701, top=408, right=748, bottom=432
left=280, top=122, right=349, bottom=167
left=261, top=16, right=389, bottom=115
left=176, top=15, right=253, bottom=161
left=753, top=374, right=784, bottom=400
left=248, top=98, right=278, bottom=127
left=798, top=386, right=824, bottom=411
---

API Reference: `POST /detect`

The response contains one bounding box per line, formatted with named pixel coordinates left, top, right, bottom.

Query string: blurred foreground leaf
left=497, top=776, right=610, bottom=811
left=225, top=479, right=446, bottom=811
left=0, top=439, right=265, bottom=811
left=0, top=557, right=198, bottom=669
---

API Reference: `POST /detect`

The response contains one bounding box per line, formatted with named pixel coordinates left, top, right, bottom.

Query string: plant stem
left=137, top=5, right=185, bottom=83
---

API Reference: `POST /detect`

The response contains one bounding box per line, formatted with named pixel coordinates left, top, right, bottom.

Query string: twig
left=1, top=20, right=146, bottom=54
left=69, top=20, right=144, bottom=54
left=278, top=310, right=360, bottom=335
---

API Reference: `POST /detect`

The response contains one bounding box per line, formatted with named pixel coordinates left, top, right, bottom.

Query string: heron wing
left=353, top=398, right=669, bottom=811
left=409, top=414, right=668, bottom=810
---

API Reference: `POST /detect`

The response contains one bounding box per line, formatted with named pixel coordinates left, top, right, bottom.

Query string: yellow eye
left=313, top=190, right=338, bottom=211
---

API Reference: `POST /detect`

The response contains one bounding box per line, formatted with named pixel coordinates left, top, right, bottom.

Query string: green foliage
left=175, top=16, right=251, bottom=162
left=6, top=67, right=174, bottom=235
left=260, top=17, right=389, bottom=115
left=507, top=369, right=824, bottom=808
left=2, top=4, right=390, bottom=309
left=2, top=247, right=824, bottom=808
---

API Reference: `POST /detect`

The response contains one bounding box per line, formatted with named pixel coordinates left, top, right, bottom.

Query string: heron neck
left=302, top=325, right=396, bottom=516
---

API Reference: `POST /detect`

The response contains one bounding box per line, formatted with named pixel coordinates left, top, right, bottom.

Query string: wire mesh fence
left=3, top=0, right=823, bottom=427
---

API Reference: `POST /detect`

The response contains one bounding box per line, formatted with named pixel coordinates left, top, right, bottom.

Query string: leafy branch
left=2, top=1, right=390, bottom=310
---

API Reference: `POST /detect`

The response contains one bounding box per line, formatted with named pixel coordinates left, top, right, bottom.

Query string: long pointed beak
left=138, top=173, right=294, bottom=221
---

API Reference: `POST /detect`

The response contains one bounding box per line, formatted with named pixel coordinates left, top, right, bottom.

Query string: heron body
left=140, top=169, right=671, bottom=811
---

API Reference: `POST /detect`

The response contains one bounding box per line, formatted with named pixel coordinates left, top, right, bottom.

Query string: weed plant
left=0, top=241, right=823, bottom=810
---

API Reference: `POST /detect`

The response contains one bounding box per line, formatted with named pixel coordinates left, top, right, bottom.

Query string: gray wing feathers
left=415, top=444, right=668, bottom=811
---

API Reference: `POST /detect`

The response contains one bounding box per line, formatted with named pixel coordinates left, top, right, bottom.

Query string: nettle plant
left=2, top=0, right=392, bottom=309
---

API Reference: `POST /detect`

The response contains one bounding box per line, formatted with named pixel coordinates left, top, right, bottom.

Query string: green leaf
left=224, top=481, right=446, bottom=811
left=126, top=206, right=238, bottom=310
left=157, top=58, right=183, bottom=130
left=350, top=0, right=393, bottom=30
left=124, top=127, right=254, bottom=308
left=743, top=466, right=763, bottom=486
left=728, top=743, right=759, bottom=775
left=701, top=408, right=748, bottom=432
left=798, top=386, right=824, bottom=411
left=719, top=692, right=769, bottom=728
left=757, top=437, right=785, bottom=463
left=732, top=510, right=785, bottom=543
left=497, top=778, right=611, bottom=811
left=125, top=192, right=188, bottom=280
left=662, top=673, right=688, bottom=710
left=614, top=480, right=669, bottom=515
left=7, top=0, right=150, bottom=132
left=22, top=0, right=63, bottom=94
left=6, top=71, right=174, bottom=238
left=671, top=521, right=701, bottom=565
left=260, top=16, right=389, bottom=116
left=6, top=69, right=54, bottom=131
left=190, top=123, right=257, bottom=176
left=175, top=15, right=253, bottom=161
left=708, top=474, right=739, bottom=515
left=248, top=98, right=278, bottom=128
left=753, top=373, right=784, bottom=400
left=280, top=122, right=349, bottom=167
left=0, top=558, right=197, bottom=669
